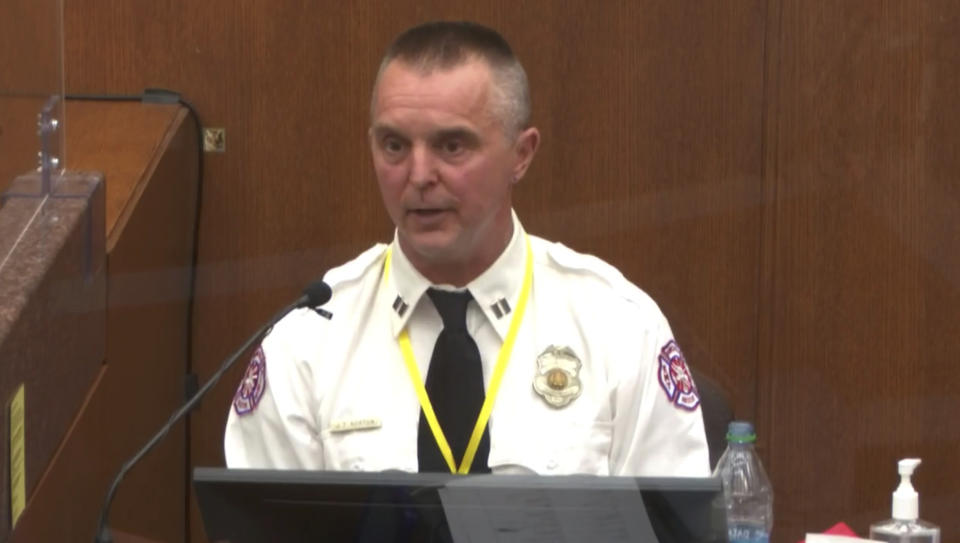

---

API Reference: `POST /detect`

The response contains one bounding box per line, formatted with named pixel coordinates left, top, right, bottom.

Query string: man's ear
left=511, top=126, right=540, bottom=183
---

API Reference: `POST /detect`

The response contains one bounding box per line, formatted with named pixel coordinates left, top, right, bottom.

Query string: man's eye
left=441, top=140, right=463, bottom=154
left=383, top=138, right=405, bottom=153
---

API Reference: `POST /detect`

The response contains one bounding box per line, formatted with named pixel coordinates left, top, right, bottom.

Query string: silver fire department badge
left=533, top=345, right=582, bottom=408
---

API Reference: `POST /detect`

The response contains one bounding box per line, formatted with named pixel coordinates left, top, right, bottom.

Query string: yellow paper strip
left=9, top=383, right=25, bottom=526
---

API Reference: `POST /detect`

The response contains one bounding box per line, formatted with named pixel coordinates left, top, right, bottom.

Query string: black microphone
left=94, top=279, right=332, bottom=543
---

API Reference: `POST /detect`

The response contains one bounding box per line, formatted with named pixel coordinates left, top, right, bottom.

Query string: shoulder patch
left=233, top=346, right=267, bottom=416
left=657, top=340, right=700, bottom=411
left=322, top=243, right=388, bottom=290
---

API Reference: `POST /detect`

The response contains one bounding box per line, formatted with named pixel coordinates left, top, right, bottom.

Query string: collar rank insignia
left=533, top=345, right=582, bottom=408
left=233, top=346, right=267, bottom=416
left=392, top=295, right=409, bottom=317
left=657, top=339, right=700, bottom=411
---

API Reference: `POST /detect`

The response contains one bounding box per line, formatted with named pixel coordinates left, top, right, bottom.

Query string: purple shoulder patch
left=657, top=340, right=700, bottom=411
left=233, top=346, right=267, bottom=416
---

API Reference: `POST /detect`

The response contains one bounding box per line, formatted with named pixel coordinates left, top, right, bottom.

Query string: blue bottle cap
left=726, top=421, right=757, bottom=443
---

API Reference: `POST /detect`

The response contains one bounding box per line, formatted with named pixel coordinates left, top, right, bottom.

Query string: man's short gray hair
left=371, top=21, right=531, bottom=138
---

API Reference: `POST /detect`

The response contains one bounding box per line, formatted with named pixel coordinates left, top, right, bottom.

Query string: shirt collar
left=387, top=210, right=527, bottom=340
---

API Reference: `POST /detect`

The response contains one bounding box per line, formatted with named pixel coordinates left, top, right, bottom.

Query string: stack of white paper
left=805, top=534, right=882, bottom=543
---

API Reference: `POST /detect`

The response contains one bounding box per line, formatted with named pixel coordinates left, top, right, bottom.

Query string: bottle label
left=728, top=523, right=770, bottom=543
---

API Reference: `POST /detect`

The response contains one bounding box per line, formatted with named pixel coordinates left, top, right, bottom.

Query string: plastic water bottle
left=712, top=421, right=773, bottom=543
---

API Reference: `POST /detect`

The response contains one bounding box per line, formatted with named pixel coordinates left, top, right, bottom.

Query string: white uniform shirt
left=224, top=214, right=710, bottom=477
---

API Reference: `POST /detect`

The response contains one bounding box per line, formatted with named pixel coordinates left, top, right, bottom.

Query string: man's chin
left=398, top=231, right=461, bottom=263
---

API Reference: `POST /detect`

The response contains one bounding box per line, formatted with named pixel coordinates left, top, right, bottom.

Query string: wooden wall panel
left=0, top=0, right=61, bottom=93
left=0, top=97, right=45, bottom=192
left=760, top=1, right=960, bottom=539
left=0, top=0, right=64, bottom=189
left=514, top=2, right=766, bottom=421
left=93, top=103, right=197, bottom=541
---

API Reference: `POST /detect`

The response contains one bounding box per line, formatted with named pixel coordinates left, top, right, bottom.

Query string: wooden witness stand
left=2, top=99, right=198, bottom=542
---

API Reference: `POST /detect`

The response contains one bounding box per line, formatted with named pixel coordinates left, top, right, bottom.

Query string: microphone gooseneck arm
left=95, top=280, right=331, bottom=543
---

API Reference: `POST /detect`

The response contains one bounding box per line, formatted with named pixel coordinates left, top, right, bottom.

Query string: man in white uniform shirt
left=225, top=21, right=709, bottom=477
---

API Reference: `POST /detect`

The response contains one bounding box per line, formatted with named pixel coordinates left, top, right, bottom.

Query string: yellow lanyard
left=382, top=236, right=533, bottom=474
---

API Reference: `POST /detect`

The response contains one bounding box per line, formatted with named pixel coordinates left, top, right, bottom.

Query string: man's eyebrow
left=370, top=124, right=480, bottom=144
left=432, top=127, right=480, bottom=143
left=370, top=123, right=401, bottom=137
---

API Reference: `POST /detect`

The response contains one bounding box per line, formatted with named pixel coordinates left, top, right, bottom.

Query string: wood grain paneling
left=67, top=102, right=189, bottom=251
left=0, top=97, right=46, bottom=191
left=95, top=102, right=197, bottom=542
left=0, top=0, right=64, bottom=191
left=0, top=0, right=61, bottom=94
left=514, top=2, right=767, bottom=421
left=760, top=1, right=960, bottom=539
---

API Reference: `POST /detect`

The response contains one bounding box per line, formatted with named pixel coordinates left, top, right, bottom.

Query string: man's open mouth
left=410, top=209, right=446, bottom=216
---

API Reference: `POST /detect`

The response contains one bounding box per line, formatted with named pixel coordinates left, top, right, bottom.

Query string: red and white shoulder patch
left=233, top=346, right=267, bottom=416
left=657, top=340, right=700, bottom=411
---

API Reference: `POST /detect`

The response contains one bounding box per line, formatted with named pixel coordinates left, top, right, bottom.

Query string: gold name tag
left=328, top=418, right=382, bottom=433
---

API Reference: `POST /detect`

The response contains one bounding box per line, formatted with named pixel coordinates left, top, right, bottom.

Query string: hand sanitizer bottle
left=869, top=458, right=940, bottom=542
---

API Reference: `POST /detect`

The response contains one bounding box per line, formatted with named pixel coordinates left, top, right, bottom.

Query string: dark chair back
left=690, top=367, right=734, bottom=471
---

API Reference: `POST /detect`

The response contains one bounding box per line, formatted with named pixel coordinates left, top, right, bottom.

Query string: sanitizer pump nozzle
left=892, top=458, right=921, bottom=521
left=870, top=457, right=940, bottom=542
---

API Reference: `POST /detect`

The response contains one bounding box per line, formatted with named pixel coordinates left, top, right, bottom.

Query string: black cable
left=68, top=90, right=205, bottom=543
left=173, top=94, right=204, bottom=543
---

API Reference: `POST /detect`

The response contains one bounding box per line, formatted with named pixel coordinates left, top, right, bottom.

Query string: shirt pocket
left=319, top=423, right=416, bottom=473
left=490, top=420, right=613, bottom=476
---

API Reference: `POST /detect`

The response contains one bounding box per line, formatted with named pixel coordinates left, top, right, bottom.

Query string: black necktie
left=417, top=289, right=491, bottom=473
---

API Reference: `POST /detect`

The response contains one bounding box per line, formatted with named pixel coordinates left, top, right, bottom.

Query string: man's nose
left=408, top=145, right=438, bottom=188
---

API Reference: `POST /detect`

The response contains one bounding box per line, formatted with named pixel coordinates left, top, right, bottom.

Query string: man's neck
left=401, top=223, right=515, bottom=288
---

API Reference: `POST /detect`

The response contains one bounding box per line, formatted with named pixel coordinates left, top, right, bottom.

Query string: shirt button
left=546, top=460, right=558, bottom=471
left=353, top=463, right=362, bottom=471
